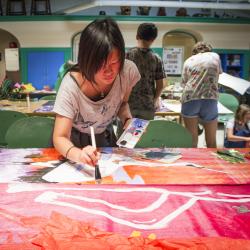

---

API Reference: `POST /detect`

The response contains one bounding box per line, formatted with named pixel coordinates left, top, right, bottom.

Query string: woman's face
left=94, top=48, right=121, bottom=86
left=244, top=111, right=250, bottom=123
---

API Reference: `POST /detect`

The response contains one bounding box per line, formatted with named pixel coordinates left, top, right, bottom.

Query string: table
left=0, top=147, right=250, bottom=249
left=156, top=99, right=235, bottom=124
left=0, top=99, right=55, bottom=116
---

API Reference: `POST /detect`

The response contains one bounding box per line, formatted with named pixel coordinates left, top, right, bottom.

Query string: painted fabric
left=181, top=52, right=222, bottom=104
left=1, top=183, right=250, bottom=249
left=53, top=59, right=140, bottom=134
left=126, top=47, right=166, bottom=112
left=0, top=148, right=250, bottom=185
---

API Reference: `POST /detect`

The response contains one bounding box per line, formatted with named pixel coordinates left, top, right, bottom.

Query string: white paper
left=217, top=102, right=233, bottom=114
left=5, top=48, right=19, bottom=71
left=163, top=47, right=184, bottom=75
left=42, top=159, right=120, bottom=183
left=219, top=72, right=250, bottom=95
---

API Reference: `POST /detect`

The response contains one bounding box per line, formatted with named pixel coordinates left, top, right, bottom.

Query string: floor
left=198, top=123, right=225, bottom=148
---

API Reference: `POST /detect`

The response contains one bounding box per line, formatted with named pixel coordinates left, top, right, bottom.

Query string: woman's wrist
left=65, top=145, right=76, bottom=159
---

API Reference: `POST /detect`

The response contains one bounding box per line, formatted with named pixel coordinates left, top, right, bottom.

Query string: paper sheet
left=42, top=159, right=121, bottom=183
left=218, top=72, right=250, bottom=95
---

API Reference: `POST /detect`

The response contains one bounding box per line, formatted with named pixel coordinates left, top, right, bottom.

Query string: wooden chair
left=135, top=120, right=193, bottom=148
left=5, top=116, right=55, bottom=148
left=218, top=93, right=239, bottom=124
left=0, top=110, right=27, bottom=147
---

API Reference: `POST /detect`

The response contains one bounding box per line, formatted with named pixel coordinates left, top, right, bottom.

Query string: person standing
left=126, top=23, right=166, bottom=120
left=53, top=18, right=140, bottom=166
left=181, top=42, right=222, bottom=148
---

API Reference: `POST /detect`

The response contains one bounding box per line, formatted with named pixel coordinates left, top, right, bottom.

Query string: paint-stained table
left=0, top=99, right=55, bottom=116
left=0, top=147, right=250, bottom=249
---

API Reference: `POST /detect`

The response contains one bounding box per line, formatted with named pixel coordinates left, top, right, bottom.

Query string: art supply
left=90, top=126, right=102, bottom=184
left=116, top=118, right=149, bottom=148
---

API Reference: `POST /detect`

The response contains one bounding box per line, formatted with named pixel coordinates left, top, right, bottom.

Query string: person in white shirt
left=181, top=42, right=222, bottom=147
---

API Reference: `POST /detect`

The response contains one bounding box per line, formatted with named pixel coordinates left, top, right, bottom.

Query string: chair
left=5, top=116, right=55, bottom=148
left=219, top=93, right=239, bottom=113
left=39, top=95, right=56, bottom=101
left=135, top=120, right=193, bottom=148
left=218, top=93, right=239, bottom=124
left=0, top=110, right=27, bottom=147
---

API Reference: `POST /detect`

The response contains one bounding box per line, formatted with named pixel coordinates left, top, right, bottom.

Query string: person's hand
left=78, top=145, right=100, bottom=166
left=123, top=117, right=132, bottom=130
left=154, top=97, right=161, bottom=111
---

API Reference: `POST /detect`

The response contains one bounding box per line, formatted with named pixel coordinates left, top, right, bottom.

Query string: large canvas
left=0, top=148, right=250, bottom=185
left=0, top=183, right=250, bottom=248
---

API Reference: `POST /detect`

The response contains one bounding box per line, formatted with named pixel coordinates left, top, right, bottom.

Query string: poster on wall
left=163, top=47, right=184, bottom=75
left=5, top=48, right=19, bottom=71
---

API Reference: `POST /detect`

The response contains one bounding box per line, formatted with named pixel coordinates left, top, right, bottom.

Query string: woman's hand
left=123, top=117, right=132, bottom=130
left=78, top=146, right=100, bottom=166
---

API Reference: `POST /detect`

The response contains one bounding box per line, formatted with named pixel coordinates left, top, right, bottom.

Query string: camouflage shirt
left=126, top=47, right=166, bottom=111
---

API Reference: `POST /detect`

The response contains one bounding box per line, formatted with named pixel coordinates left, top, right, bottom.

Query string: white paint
left=6, top=183, right=250, bottom=230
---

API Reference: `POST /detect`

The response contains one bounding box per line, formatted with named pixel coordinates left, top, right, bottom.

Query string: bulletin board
left=5, top=48, right=19, bottom=71
left=163, top=47, right=184, bottom=75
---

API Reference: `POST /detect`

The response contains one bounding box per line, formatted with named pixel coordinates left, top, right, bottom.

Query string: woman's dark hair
left=136, top=23, right=158, bottom=41
left=192, top=41, right=213, bottom=55
left=78, top=18, right=125, bottom=83
left=235, top=104, right=250, bottom=123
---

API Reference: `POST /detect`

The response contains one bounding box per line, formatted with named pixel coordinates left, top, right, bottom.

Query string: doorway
left=0, top=28, right=20, bottom=84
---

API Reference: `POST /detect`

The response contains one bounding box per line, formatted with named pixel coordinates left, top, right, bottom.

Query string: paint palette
left=116, top=118, right=149, bottom=148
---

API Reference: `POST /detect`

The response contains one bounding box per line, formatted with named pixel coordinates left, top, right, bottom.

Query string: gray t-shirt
left=53, top=59, right=140, bottom=134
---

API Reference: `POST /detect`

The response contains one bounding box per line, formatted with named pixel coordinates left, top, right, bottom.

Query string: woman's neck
left=73, top=72, right=113, bottom=100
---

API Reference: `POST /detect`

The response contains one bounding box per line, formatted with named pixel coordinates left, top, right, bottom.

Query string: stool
left=30, top=0, right=51, bottom=15
left=6, top=0, right=26, bottom=15
left=0, top=0, right=3, bottom=15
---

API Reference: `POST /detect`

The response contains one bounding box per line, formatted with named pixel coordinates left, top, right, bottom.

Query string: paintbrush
left=90, top=126, right=102, bottom=184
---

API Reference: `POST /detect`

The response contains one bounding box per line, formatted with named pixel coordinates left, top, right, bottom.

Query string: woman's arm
left=226, top=127, right=250, bottom=142
left=117, top=87, right=133, bottom=129
left=53, top=115, right=99, bottom=166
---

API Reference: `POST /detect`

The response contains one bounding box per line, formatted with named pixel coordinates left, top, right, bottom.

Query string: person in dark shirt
left=126, top=23, right=166, bottom=120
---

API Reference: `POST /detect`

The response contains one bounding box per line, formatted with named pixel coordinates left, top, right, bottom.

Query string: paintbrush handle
left=90, top=126, right=102, bottom=184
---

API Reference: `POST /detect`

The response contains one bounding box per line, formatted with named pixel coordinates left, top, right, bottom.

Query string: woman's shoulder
left=124, top=59, right=137, bottom=69
left=120, top=59, right=141, bottom=86
left=122, top=59, right=140, bottom=75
